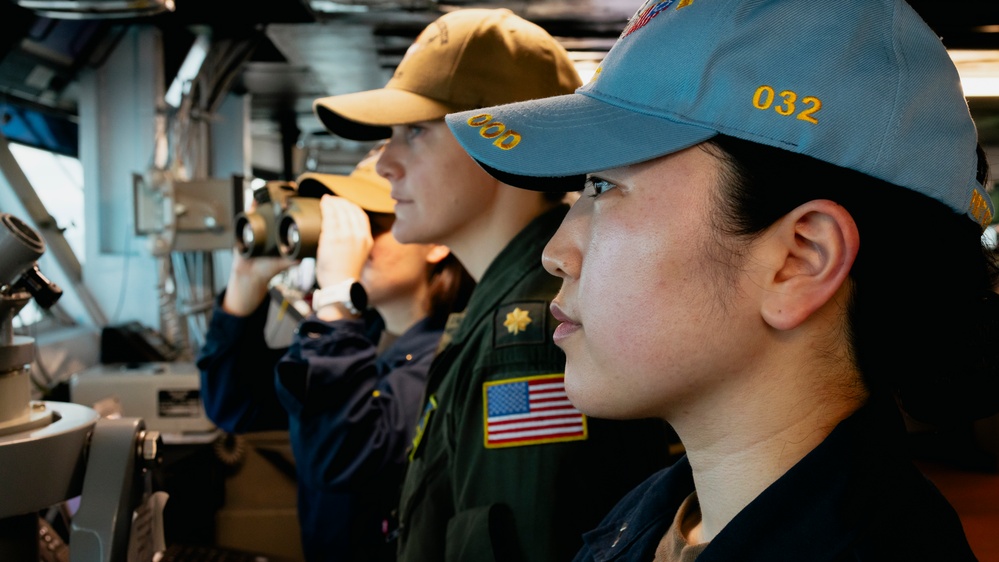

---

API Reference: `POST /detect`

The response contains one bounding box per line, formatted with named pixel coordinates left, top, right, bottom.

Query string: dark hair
left=705, top=134, right=999, bottom=426
left=426, top=253, right=475, bottom=327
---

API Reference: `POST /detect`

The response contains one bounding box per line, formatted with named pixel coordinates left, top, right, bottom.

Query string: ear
left=425, top=244, right=452, bottom=265
left=759, top=199, right=859, bottom=331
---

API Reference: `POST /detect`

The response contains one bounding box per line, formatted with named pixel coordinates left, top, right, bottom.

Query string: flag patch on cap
left=483, top=374, right=587, bottom=449
left=622, top=0, right=693, bottom=39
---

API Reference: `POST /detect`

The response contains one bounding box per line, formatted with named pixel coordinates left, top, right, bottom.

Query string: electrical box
left=133, top=175, right=245, bottom=251
left=69, top=361, right=215, bottom=436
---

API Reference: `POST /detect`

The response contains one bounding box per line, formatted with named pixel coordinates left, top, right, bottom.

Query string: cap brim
left=444, top=92, right=718, bottom=191
left=296, top=172, right=396, bottom=214
left=315, top=88, right=458, bottom=141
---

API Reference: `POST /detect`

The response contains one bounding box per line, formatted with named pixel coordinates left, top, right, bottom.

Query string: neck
left=375, top=288, right=429, bottom=336
left=448, top=187, right=560, bottom=281
left=672, top=359, right=865, bottom=541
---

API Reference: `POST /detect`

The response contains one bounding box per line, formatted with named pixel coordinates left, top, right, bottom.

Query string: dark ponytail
left=707, top=134, right=999, bottom=427
left=425, top=254, right=475, bottom=328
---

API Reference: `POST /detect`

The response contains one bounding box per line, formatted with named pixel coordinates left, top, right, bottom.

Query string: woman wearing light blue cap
left=445, top=0, right=999, bottom=559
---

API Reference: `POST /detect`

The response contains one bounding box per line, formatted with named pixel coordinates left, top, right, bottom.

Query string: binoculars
left=233, top=181, right=322, bottom=260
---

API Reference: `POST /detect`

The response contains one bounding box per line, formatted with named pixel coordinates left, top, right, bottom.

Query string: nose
left=376, top=137, right=401, bottom=181
left=542, top=205, right=583, bottom=281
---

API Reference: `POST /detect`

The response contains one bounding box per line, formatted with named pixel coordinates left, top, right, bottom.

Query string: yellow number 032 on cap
left=753, top=85, right=822, bottom=125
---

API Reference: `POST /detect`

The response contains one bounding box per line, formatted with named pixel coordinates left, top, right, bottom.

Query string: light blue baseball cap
left=445, top=0, right=994, bottom=228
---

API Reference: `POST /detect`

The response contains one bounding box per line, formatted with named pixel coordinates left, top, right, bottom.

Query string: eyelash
left=585, top=176, right=617, bottom=198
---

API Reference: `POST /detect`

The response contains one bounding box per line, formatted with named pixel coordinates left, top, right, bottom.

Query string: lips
left=389, top=188, right=411, bottom=204
left=550, top=302, right=581, bottom=344
left=550, top=302, right=574, bottom=323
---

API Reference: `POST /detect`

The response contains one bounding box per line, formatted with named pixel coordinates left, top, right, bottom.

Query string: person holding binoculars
left=196, top=144, right=474, bottom=562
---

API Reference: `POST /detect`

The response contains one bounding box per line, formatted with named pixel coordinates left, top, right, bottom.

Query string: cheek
left=582, top=231, right=668, bottom=344
left=419, top=165, right=497, bottom=225
left=362, top=240, right=399, bottom=279
left=565, top=226, right=708, bottom=417
left=571, top=239, right=660, bottom=363
left=368, top=242, right=428, bottom=281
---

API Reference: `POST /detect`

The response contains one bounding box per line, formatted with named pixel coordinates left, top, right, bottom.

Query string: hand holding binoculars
left=233, top=181, right=322, bottom=260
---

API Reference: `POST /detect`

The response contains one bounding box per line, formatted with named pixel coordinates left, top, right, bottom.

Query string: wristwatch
left=311, top=279, right=368, bottom=316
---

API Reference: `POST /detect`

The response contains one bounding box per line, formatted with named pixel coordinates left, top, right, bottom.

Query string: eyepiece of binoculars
left=234, top=209, right=278, bottom=258
left=233, top=197, right=323, bottom=260
left=233, top=181, right=320, bottom=259
left=276, top=197, right=322, bottom=260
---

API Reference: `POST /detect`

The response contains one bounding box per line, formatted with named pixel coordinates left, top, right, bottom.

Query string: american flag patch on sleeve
left=483, top=374, right=588, bottom=448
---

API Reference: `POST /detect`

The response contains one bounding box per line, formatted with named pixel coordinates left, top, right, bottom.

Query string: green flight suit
left=397, top=204, right=674, bottom=562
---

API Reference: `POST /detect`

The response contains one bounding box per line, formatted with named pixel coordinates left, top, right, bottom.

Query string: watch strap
left=312, top=279, right=365, bottom=316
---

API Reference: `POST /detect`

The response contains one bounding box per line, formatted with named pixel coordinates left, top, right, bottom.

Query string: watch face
left=349, top=281, right=368, bottom=311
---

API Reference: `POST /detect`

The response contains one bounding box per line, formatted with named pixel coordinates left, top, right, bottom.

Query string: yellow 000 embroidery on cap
left=970, top=190, right=994, bottom=228
left=466, top=113, right=522, bottom=150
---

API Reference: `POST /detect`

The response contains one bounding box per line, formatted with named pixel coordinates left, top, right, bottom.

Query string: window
left=7, top=142, right=84, bottom=328
left=8, top=142, right=85, bottom=261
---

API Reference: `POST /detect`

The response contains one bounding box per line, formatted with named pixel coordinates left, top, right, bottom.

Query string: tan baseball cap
left=313, top=8, right=583, bottom=141
left=295, top=143, right=395, bottom=213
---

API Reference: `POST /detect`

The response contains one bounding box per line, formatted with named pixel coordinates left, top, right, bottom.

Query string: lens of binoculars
left=277, top=197, right=322, bottom=260
left=233, top=208, right=279, bottom=258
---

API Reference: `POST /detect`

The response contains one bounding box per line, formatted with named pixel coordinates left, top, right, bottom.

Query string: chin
left=565, top=366, right=639, bottom=420
left=391, top=226, right=418, bottom=245
left=392, top=223, right=434, bottom=246
left=564, top=369, right=605, bottom=416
